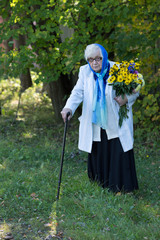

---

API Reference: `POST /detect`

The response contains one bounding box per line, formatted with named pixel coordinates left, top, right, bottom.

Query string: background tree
left=0, top=0, right=159, bottom=129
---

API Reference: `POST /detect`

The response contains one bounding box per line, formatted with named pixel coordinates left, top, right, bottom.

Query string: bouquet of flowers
left=108, top=60, right=145, bottom=127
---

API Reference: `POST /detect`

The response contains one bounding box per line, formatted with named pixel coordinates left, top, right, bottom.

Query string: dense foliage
left=0, top=0, right=159, bottom=129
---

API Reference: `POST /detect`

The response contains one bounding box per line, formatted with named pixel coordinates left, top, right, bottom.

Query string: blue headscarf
left=88, top=44, right=110, bottom=129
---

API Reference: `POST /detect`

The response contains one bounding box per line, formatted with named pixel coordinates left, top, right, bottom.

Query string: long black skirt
left=88, top=129, right=138, bottom=193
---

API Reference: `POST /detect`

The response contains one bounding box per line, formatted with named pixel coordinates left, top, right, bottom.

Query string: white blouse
left=93, top=82, right=119, bottom=141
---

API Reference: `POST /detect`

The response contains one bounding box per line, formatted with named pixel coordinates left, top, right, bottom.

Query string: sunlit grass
left=22, top=131, right=37, bottom=139
left=0, top=163, right=5, bottom=170
left=0, top=77, right=159, bottom=239
left=0, top=222, right=12, bottom=239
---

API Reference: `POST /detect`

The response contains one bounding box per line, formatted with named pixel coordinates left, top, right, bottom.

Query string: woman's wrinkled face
left=88, top=50, right=102, bottom=73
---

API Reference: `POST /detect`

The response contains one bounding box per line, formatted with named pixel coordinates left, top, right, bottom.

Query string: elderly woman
left=61, top=43, right=139, bottom=193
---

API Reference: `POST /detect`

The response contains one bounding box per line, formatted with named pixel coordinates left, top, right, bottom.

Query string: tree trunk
left=47, top=74, right=70, bottom=120
left=3, top=39, right=13, bottom=53
left=14, top=31, right=33, bottom=92
left=19, top=69, right=32, bottom=92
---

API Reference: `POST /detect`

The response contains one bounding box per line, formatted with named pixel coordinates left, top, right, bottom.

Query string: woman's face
left=88, top=50, right=102, bottom=73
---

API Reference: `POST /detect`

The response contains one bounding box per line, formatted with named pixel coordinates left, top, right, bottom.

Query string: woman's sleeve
left=126, top=92, right=139, bottom=109
left=63, top=66, right=84, bottom=115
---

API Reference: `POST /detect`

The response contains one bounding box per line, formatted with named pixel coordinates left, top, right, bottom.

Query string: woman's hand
left=114, top=95, right=128, bottom=107
left=61, top=108, right=72, bottom=122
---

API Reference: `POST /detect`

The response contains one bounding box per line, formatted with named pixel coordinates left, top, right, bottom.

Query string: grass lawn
left=0, top=78, right=159, bottom=240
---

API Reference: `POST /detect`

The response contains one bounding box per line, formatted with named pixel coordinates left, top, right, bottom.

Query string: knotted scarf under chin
left=92, top=67, right=109, bottom=129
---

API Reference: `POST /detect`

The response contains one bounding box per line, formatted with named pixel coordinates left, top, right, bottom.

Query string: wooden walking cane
left=56, top=112, right=70, bottom=200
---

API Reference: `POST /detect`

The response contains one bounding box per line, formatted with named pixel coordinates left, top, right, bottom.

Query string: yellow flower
left=133, top=73, right=138, bottom=79
left=125, top=62, right=130, bottom=67
left=135, top=62, right=140, bottom=67
left=117, top=75, right=123, bottom=82
left=119, top=69, right=124, bottom=74
left=125, top=80, right=130, bottom=85
left=135, top=65, right=139, bottom=70
left=108, top=75, right=116, bottom=83
left=134, top=79, right=139, bottom=84
left=113, top=64, right=119, bottom=71
left=123, top=71, right=128, bottom=77
left=125, top=67, right=129, bottom=72
left=127, top=75, right=132, bottom=83
left=109, top=69, right=114, bottom=75
left=130, top=60, right=134, bottom=64
left=137, top=74, right=145, bottom=87
left=138, top=79, right=142, bottom=84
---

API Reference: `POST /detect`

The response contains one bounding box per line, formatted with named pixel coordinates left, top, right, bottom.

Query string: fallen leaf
left=56, top=231, right=63, bottom=237
left=30, top=193, right=38, bottom=199
left=116, top=192, right=121, bottom=196
left=16, top=194, right=21, bottom=198
left=44, top=223, right=52, bottom=227
left=0, top=201, right=5, bottom=206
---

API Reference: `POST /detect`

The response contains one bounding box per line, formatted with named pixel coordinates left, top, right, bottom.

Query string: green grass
left=0, top=78, right=159, bottom=240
